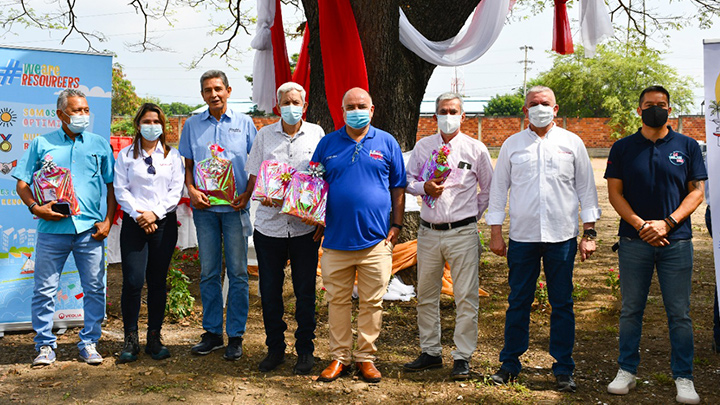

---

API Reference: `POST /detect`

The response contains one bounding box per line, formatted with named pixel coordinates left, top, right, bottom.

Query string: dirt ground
left=1, top=157, right=719, bottom=404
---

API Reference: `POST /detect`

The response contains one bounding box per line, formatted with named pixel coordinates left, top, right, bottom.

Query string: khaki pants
left=416, top=223, right=480, bottom=360
left=321, top=241, right=393, bottom=364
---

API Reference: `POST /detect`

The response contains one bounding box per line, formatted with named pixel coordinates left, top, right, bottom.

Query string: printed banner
left=0, top=46, right=112, bottom=332
left=704, top=39, right=720, bottom=309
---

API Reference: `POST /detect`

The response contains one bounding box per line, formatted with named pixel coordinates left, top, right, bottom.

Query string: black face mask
left=641, top=105, right=669, bottom=128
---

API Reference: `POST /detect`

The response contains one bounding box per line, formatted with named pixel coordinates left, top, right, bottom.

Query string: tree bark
left=301, top=0, right=480, bottom=151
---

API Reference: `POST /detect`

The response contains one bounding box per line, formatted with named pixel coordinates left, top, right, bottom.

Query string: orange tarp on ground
left=249, top=239, right=488, bottom=297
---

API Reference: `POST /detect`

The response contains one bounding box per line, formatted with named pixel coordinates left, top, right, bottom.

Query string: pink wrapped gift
left=252, top=160, right=297, bottom=205
left=32, top=154, right=80, bottom=215
left=280, top=162, right=329, bottom=226
left=194, top=144, right=237, bottom=205
left=418, top=144, right=452, bottom=208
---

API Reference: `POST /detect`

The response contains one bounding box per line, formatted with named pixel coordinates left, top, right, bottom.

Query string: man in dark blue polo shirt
left=313, top=87, right=406, bottom=384
left=604, top=85, right=706, bottom=404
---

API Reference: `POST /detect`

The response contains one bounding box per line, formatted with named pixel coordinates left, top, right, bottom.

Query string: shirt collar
left=526, top=122, right=556, bottom=140
left=60, top=129, right=83, bottom=143
left=200, top=106, right=233, bottom=122
left=274, top=119, right=307, bottom=137
left=633, top=126, right=677, bottom=144
left=341, top=125, right=376, bottom=142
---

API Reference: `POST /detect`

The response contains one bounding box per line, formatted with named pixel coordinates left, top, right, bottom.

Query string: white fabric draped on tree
left=399, top=0, right=512, bottom=67
left=250, top=0, right=277, bottom=113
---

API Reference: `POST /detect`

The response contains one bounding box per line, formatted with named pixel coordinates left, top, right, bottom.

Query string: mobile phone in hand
left=51, top=202, right=71, bottom=216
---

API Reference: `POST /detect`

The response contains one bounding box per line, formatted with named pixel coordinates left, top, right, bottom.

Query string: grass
left=650, top=372, right=674, bottom=386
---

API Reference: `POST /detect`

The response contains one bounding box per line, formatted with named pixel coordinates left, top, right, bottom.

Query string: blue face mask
left=62, top=111, right=90, bottom=134
left=140, top=124, right=163, bottom=141
left=345, top=109, right=371, bottom=129
left=280, top=105, right=303, bottom=125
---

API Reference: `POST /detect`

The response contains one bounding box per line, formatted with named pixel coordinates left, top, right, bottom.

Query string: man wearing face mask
left=604, top=86, right=705, bottom=404
left=311, top=87, right=406, bottom=383
left=486, top=86, right=600, bottom=392
left=245, top=82, right=325, bottom=375
left=13, top=89, right=116, bottom=366
left=403, top=92, right=493, bottom=380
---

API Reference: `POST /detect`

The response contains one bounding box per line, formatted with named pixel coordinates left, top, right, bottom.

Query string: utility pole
left=519, top=45, right=534, bottom=129
left=519, top=45, right=534, bottom=97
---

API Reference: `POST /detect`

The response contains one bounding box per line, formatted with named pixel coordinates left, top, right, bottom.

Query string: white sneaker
left=78, top=343, right=103, bottom=365
left=32, top=345, right=56, bottom=366
left=675, top=377, right=700, bottom=404
left=607, top=368, right=637, bottom=395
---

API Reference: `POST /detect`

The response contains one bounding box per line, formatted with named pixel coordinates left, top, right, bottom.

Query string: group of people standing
left=12, top=72, right=712, bottom=404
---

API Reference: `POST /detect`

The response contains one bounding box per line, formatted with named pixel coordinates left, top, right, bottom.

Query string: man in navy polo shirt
left=313, top=87, right=406, bottom=384
left=605, top=85, right=706, bottom=404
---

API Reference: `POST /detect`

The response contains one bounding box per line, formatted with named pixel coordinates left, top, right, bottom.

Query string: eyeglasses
left=351, top=139, right=365, bottom=164
left=144, top=156, right=156, bottom=175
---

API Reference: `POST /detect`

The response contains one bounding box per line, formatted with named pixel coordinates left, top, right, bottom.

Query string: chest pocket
left=85, top=154, right=101, bottom=178
left=553, top=153, right=575, bottom=181
left=510, top=152, right=536, bottom=183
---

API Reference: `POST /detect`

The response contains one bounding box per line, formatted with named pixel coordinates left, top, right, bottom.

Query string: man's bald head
left=342, top=87, right=373, bottom=110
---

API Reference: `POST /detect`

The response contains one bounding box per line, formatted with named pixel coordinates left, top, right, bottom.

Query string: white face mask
left=436, top=114, right=462, bottom=135
left=527, top=104, right=555, bottom=128
left=62, top=111, right=90, bottom=134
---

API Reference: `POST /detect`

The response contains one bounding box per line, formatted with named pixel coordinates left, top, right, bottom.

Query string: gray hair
left=525, top=86, right=555, bottom=104
left=200, top=70, right=229, bottom=90
left=435, top=92, right=464, bottom=113
left=276, top=81, right=306, bottom=104
left=57, top=88, right=86, bottom=111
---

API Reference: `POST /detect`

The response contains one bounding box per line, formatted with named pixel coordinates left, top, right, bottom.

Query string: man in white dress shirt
left=245, top=82, right=325, bottom=375
left=486, top=86, right=601, bottom=392
left=403, top=92, right=494, bottom=380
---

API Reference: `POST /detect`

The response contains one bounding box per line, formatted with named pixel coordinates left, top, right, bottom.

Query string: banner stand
left=0, top=46, right=112, bottom=333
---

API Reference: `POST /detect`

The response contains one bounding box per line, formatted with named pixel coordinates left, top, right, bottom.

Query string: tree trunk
left=301, top=0, right=480, bottom=151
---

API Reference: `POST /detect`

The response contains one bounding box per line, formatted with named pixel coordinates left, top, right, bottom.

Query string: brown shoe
left=355, top=361, right=382, bottom=383
left=317, top=360, right=351, bottom=382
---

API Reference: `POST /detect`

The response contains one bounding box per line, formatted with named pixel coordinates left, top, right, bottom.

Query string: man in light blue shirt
left=13, top=88, right=116, bottom=366
left=178, top=70, right=257, bottom=360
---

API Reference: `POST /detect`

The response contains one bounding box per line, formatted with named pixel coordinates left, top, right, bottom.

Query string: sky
left=2, top=1, right=718, bottom=113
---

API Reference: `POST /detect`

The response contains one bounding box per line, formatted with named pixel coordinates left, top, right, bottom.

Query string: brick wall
left=416, top=115, right=707, bottom=148
left=113, top=115, right=707, bottom=149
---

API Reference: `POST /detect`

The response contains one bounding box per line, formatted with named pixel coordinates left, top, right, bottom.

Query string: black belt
left=420, top=216, right=476, bottom=231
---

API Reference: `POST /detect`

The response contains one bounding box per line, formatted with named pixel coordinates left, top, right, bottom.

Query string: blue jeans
left=254, top=230, right=320, bottom=355
left=33, top=229, right=105, bottom=351
left=617, top=237, right=694, bottom=379
left=500, top=238, right=577, bottom=376
left=704, top=207, right=720, bottom=345
left=193, top=209, right=249, bottom=337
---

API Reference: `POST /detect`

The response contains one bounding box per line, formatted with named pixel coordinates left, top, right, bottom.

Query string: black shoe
left=117, top=330, right=139, bottom=364
left=191, top=332, right=224, bottom=355
left=713, top=340, right=720, bottom=354
left=451, top=359, right=470, bottom=380
left=490, top=368, right=518, bottom=385
left=223, top=337, right=243, bottom=360
left=294, top=353, right=315, bottom=375
left=145, top=330, right=171, bottom=360
left=403, top=353, right=443, bottom=372
left=258, top=351, right=285, bottom=372
left=556, top=374, right=577, bottom=393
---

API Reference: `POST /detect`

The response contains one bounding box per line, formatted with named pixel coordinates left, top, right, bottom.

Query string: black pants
left=120, top=211, right=178, bottom=333
left=254, top=229, right=320, bottom=355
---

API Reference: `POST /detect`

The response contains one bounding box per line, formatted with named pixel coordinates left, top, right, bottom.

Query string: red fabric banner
left=292, top=25, right=312, bottom=114
left=552, top=0, right=574, bottom=55
left=270, top=0, right=292, bottom=115
left=318, top=0, right=369, bottom=129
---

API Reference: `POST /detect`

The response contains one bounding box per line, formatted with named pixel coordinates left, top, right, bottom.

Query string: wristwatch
left=582, top=229, right=597, bottom=240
